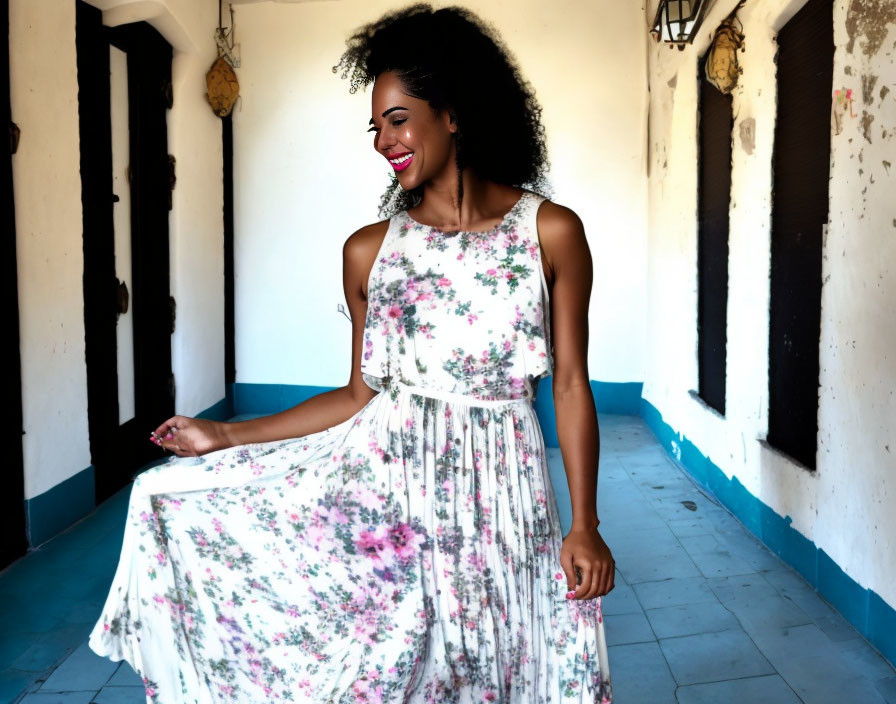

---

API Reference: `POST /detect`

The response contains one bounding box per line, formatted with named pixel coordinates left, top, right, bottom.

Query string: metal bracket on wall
left=167, top=154, right=176, bottom=210
left=9, top=121, right=20, bottom=154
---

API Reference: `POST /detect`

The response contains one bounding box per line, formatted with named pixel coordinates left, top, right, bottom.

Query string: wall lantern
left=650, top=0, right=717, bottom=50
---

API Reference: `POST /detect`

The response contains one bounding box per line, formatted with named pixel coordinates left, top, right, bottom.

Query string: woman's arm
left=154, top=220, right=387, bottom=456
left=537, top=200, right=615, bottom=600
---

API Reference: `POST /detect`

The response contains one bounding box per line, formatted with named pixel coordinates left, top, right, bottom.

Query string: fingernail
left=165, top=433, right=173, bottom=440
left=566, top=590, right=576, bottom=599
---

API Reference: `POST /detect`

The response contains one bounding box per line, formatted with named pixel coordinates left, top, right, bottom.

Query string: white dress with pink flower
left=89, top=190, right=613, bottom=703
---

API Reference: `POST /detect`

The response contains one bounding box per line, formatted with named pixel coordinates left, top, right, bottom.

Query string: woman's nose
left=377, top=127, right=398, bottom=153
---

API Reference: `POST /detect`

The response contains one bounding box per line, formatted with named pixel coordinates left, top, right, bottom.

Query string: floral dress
left=89, top=190, right=613, bottom=703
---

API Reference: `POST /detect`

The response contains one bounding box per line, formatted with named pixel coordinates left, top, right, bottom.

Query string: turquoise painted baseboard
left=23, top=395, right=232, bottom=550
left=639, top=395, right=896, bottom=669
left=195, top=396, right=234, bottom=422
left=24, top=465, right=95, bottom=548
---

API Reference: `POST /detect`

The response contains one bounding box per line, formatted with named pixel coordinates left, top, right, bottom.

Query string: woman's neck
left=414, top=169, right=520, bottom=232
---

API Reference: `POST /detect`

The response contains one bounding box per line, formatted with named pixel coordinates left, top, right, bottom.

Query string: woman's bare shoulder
left=343, top=219, right=390, bottom=263
left=343, top=219, right=390, bottom=296
left=535, top=199, right=585, bottom=239
left=534, top=199, right=589, bottom=274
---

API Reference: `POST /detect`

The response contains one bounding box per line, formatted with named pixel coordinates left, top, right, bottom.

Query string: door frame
left=1, top=0, right=28, bottom=568
left=76, top=1, right=174, bottom=503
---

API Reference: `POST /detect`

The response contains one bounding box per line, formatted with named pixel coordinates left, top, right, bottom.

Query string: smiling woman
left=334, top=3, right=550, bottom=220
left=88, top=3, right=614, bottom=703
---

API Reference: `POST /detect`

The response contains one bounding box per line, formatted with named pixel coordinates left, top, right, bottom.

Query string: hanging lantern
left=650, top=0, right=716, bottom=50
left=206, top=56, right=239, bottom=117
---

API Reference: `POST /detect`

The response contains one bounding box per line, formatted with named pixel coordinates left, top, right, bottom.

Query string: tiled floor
left=2, top=414, right=894, bottom=703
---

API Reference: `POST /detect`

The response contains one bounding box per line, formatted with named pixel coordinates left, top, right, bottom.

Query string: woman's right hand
left=151, top=416, right=232, bottom=457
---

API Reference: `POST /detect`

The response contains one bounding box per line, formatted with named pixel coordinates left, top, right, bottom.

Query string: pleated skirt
left=89, top=381, right=612, bottom=703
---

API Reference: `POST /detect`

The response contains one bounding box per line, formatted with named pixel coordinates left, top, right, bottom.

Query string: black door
left=76, top=2, right=174, bottom=504
left=767, top=0, right=833, bottom=470
left=1, top=0, right=28, bottom=569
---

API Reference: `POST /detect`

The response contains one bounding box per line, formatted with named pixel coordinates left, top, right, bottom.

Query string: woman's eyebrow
left=369, top=106, right=409, bottom=124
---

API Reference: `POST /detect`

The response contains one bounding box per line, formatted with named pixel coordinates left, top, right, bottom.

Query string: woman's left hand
left=560, top=527, right=615, bottom=600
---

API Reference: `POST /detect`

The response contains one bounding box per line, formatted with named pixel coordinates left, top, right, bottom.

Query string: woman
left=89, top=4, right=614, bottom=702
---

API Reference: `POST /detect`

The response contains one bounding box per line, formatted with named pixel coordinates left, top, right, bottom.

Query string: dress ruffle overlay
left=89, top=190, right=613, bottom=703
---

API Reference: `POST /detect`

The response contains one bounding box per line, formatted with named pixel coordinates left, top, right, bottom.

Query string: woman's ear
left=446, top=109, right=458, bottom=134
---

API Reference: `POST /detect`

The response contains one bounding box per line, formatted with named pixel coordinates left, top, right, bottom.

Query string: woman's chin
left=394, top=174, right=417, bottom=191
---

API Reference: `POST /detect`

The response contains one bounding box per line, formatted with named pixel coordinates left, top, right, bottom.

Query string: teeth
left=390, top=153, right=413, bottom=164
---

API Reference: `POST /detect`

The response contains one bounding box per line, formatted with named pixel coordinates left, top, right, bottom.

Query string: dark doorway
left=1, top=0, right=28, bottom=569
left=76, top=2, right=174, bottom=504
left=767, top=0, right=833, bottom=470
left=696, top=53, right=733, bottom=416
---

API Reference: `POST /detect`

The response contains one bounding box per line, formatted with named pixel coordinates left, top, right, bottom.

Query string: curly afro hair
left=333, top=3, right=551, bottom=218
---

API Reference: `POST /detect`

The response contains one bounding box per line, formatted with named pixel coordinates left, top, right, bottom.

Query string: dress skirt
left=89, top=380, right=613, bottom=703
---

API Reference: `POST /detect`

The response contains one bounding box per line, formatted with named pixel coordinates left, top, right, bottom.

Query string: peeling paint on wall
left=738, top=117, right=756, bottom=154
left=860, top=110, right=875, bottom=143
left=861, top=73, right=878, bottom=104
left=845, top=0, right=896, bottom=57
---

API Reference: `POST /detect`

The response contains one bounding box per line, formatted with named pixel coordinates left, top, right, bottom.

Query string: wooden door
left=76, top=2, right=174, bottom=504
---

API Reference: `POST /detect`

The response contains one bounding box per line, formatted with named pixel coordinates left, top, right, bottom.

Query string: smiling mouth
left=388, top=152, right=414, bottom=171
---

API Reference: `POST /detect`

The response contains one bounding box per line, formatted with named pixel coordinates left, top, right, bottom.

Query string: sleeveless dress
left=88, top=190, right=613, bottom=703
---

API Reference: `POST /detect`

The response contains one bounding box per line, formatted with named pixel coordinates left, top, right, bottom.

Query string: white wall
left=10, top=0, right=224, bottom=501
left=232, top=0, right=649, bottom=387
left=644, top=0, right=896, bottom=608
left=10, top=1, right=92, bottom=501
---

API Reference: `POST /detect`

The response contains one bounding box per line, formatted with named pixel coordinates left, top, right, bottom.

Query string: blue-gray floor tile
left=775, top=652, right=889, bottom=704
left=706, top=572, right=779, bottom=604
left=660, top=628, right=776, bottom=685
left=0, top=669, right=40, bottom=703
left=603, top=610, right=655, bottom=646
left=645, top=600, right=741, bottom=639
left=607, top=641, right=677, bottom=703
left=876, top=676, right=896, bottom=703
left=631, top=576, right=719, bottom=610
left=92, top=686, right=146, bottom=703
left=686, top=547, right=756, bottom=579
left=727, top=593, right=815, bottom=634
left=38, top=643, right=117, bottom=693
left=675, top=673, right=802, bottom=703
left=840, top=637, right=896, bottom=682
left=599, top=580, right=642, bottom=616
left=616, top=545, right=703, bottom=584
left=19, top=693, right=96, bottom=703
left=105, top=663, right=142, bottom=688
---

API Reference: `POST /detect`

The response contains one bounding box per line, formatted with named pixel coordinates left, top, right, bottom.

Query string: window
left=767, top=0, right=833, bottom=469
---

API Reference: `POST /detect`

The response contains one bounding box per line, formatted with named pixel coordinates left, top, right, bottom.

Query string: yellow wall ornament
left=206, top=56, right=239, bottom=117
left=705, top=2, right=746, bottom=95
left=206, top=1, right=240, bottom=117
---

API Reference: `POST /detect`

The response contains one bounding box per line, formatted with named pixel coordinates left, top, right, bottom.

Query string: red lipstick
left=387, top=151, right=414, bottom=172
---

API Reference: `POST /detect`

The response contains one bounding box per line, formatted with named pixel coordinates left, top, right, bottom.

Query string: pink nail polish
left=566, top=590, right=576, bottom=599
left=165, top=433, right=173, bottom=440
